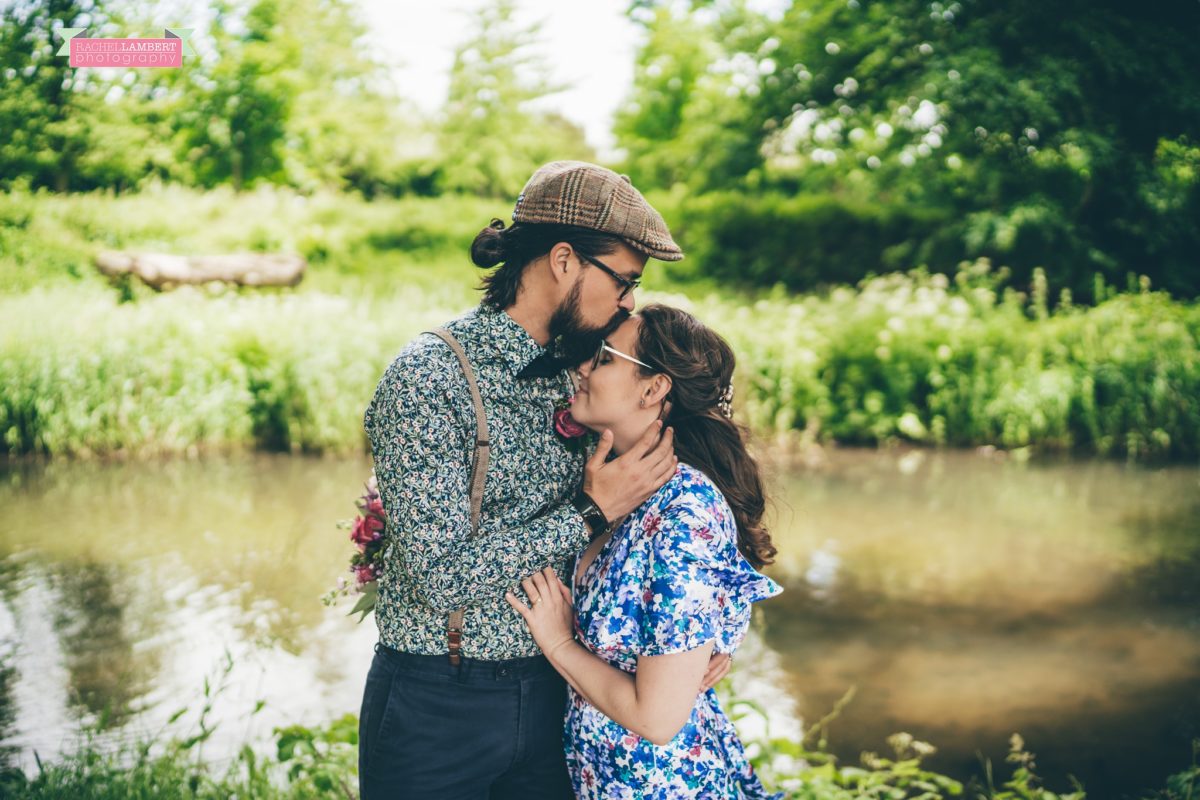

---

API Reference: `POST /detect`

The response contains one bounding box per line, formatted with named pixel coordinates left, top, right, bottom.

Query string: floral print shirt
left=567, top=462, right=784, bottom=799
left=364, top=304, right=589, bottom=660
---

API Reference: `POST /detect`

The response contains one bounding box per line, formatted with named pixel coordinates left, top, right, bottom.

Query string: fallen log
left=94, top=251, right=306, bottom=290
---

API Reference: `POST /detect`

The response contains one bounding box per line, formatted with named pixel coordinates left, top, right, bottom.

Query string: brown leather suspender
left=425, top=328, right=490, bottom=666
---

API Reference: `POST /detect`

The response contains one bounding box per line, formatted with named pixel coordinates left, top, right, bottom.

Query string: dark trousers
left=358, top=643, right=574, bottom=800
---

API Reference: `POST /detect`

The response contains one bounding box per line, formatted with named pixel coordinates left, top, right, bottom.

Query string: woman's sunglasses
left=590, top=339, right=654, bottom=373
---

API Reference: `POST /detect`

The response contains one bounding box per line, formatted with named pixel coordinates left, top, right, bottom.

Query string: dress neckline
left=573, top=519, right=625, bottom=598
left=573, top=464, right=684, bottom=599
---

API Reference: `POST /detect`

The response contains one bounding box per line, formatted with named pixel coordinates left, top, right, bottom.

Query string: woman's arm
left=507, top=568, right=713, bottom=746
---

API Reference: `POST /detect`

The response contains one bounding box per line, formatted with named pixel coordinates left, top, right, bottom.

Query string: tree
left=617, top=0, right=1200, bottom=298
left=277, top=0, right=423, bottom=196
left=436, top=0, right=594, bottom=197
left=615, top=1, right=781, bottom=191
left=757, top=0, right=1200, bottom=297
left=613, top=6, right=717, bottom=190
left=168, top=0, right=295, bottom=190
left=0, top=0, right=124, bottom=191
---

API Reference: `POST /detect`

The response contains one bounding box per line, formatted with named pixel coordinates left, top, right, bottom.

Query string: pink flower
left=366, top=496, right=385, bottom=518
left=554, top=408, right=587, bottom=438
left=354, top=563, right=377, bottom=585
left=350, top=514, right=383, bottom=549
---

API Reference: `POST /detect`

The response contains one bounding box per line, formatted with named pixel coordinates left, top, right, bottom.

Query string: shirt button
left=498, top=667, right=509, bottom=677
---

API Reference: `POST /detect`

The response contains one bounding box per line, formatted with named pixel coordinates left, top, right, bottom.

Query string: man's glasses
left=578, top=252, right=641, bottom=300
left=590, top=339, right=654, bottom=373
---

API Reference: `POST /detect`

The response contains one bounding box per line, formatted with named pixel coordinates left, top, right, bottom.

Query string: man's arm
left=365, top=349, right=588, bottom=613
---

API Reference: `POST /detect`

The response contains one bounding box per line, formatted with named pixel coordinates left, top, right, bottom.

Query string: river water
left=0, top=448, right=1197, bottom=797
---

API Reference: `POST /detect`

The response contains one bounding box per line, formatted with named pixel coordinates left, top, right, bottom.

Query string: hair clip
left=717, top=383, right=734, bottom=419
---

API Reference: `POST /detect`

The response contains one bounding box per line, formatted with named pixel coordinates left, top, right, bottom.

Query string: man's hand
left=700, top=652, right=731, bottom=692
left=583, top=423, right=677, bottom=521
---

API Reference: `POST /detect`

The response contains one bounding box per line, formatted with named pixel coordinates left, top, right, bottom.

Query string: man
left=359, top=161, right=729, bottom=798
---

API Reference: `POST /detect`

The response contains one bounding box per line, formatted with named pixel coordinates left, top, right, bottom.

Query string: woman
left=506, top=304, right=783, bottom=799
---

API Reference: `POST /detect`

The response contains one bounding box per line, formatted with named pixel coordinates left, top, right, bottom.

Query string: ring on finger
left=531, top=596, right=542, bottom=606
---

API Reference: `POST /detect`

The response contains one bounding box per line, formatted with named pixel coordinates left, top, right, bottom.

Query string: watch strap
left=572, top=489, right=609, bottom=538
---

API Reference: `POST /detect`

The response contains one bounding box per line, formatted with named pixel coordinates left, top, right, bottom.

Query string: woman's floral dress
left=566, top=462, right=784, bottom=799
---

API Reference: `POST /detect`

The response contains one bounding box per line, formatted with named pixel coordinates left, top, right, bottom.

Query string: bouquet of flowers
left=322, top=472, right=385, bottom=622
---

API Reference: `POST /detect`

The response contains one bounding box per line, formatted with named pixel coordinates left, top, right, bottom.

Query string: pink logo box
left=56, top=27, right=194, bottom=68
left=70, top=39, right=181, bottom=68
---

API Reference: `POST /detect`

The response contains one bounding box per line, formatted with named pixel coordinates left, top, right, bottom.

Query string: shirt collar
left=473, top=304, right=546, bottom=376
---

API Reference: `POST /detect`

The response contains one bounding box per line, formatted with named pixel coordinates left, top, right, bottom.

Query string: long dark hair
left=471, top=219, right=624, bottom=309
left=635, top=304, right=777, bottom=569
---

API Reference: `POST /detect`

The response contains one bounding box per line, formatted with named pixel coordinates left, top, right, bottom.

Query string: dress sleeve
left=634, top=483, right=784, bottom=657
left=637, top=501, right=726, bottom=657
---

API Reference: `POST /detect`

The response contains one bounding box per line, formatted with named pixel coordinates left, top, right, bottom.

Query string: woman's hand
left=506, top=567, right=576, bottom=660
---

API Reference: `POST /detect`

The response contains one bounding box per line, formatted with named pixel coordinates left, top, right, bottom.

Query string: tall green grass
left=4, top=689, right=1196, bottom=800
left=0, top=285, right=456, bottom=457
left=4, top=262, right=1195, bottom=460
left=692, top=263, right=1200, bottom=460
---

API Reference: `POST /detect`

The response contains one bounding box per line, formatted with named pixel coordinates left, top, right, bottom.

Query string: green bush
left=692, top=263, right=1200, bottom=460
left=666, top=192, right=960, bottom=291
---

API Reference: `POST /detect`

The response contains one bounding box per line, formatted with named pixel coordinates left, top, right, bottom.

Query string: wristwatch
left=571, top=489, right=610, bottom=539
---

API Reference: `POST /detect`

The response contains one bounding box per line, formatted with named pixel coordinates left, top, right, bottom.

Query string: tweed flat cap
left=512, top=161, right=684, bottom=261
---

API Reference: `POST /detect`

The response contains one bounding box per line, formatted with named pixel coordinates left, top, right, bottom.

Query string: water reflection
left=1117, top=499, right=1200, bottom=608
left=0, top=455, right=379, bottom=767
left=0, top=448, right=1196, bottom=798
left=50, top=561, right=160, bottom=725
left=759, top=447, right=1200, bottom=797
left=0, top=455, right=365, bottom=650
left=0, top=563, right=18, bottom=770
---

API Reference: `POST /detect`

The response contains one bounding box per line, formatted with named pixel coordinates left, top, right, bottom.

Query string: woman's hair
left=471, top=219, right=625, bottom=309
left=635, top=304, right=777, bottom=569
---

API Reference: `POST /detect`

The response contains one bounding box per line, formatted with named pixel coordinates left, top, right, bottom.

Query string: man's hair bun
left=471, top=218, right=508, bottom=268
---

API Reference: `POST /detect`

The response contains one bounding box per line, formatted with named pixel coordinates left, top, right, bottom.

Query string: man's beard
left=548, top=277, right=629, bottom=368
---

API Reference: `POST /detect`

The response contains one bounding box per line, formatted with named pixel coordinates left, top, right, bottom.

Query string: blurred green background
left=1, top=0, right=1198, bottom=461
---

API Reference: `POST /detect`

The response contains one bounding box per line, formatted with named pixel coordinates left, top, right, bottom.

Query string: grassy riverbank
left=1, top=188, right=1198, bottom=461
left=2, top=698, right=1195, bottom=800
left=2, top=266, right=1196, bottom=461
